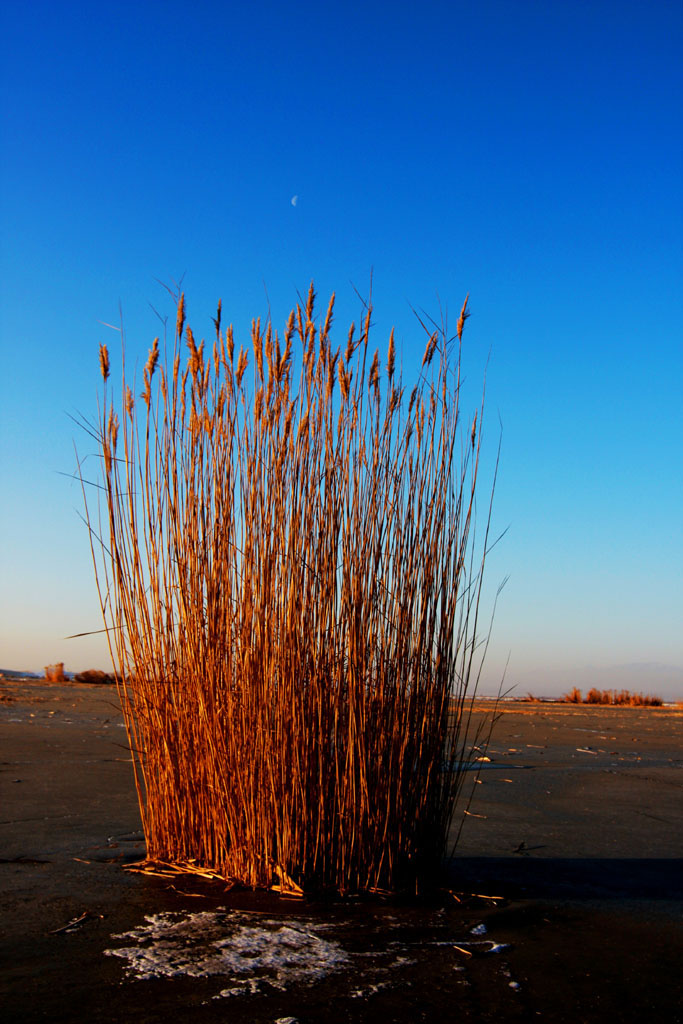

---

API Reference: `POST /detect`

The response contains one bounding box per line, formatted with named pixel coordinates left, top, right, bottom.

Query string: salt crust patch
left=106, top=910, right=349, bottom=997
left=106, top=907, right=508, bottom=1000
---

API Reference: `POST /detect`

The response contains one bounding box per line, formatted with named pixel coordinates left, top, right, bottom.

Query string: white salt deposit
left=106, top=909, right=349, bottom=996
left=106, top=906, right=510, bottom=1000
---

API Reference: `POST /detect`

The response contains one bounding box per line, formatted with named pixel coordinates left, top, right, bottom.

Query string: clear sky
left=1, top=0, right=681, bottom=698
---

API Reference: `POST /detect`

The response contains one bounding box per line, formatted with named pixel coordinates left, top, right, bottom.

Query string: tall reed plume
left=83, top=285, right=496, bottom=895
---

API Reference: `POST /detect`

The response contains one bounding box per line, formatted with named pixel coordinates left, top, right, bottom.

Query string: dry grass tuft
left=82, top=285, right=497, bottom=895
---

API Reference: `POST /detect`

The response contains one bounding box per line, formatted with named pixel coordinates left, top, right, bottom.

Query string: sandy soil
left=1, top=680, right=681, bottom=1023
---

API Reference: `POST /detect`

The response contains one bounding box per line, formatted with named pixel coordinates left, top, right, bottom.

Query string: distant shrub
left=44, top=663, right=67, bottom=683
left=73, top=669, right=115, bottom=685
left=563, top=687, right=583, bottom=703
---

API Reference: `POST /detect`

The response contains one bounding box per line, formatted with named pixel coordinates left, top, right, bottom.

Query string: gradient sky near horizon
left=1, top=0, right=681, bottom=697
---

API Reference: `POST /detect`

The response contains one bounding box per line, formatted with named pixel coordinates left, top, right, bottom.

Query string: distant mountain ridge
left=0, top=668, right=43, bottom=679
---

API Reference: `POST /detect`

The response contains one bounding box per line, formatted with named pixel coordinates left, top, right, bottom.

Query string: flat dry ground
left=1, top=680, right=681, bottom=1023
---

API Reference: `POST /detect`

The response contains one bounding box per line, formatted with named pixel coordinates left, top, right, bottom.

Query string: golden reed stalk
left=84, top=285, right=496, bottom=895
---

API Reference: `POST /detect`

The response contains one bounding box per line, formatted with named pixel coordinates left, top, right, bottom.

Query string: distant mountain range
left=0, top=668, right=43, bottom=679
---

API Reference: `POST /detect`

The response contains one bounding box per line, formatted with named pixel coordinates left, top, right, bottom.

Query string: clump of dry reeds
left=82, top=285, right=496, bottom=895
left=562, top=687, right=662, bottom=707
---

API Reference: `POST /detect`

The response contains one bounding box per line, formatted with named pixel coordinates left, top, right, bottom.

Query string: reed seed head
left=345, top=322, right=355, bottom=363
left=99, top=343, right=110, bottom=381
left=235, top=345, right=248, bottom=387
left=387, top=328, right=395, bottom=380
left=422, top=332, right=438, bottom=368
left=108, top=408, right=119, bottom=453
left=369, top=349, right=379, bottom=391
left=457, top=294, right=470, bottom=342
left=212, top=299, right=222, bottom=338
left=176, top=293, right=186, bottom=340
left=340, top=365, right=350, bottom=403
left=323, top=293, right=335, bottom=338
left=305, top=281, right=316, bottom=321
left=145, top=337, right=159, bottom=379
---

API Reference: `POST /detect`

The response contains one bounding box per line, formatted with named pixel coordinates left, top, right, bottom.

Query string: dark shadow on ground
left=449, top=856, right=683, bottom=901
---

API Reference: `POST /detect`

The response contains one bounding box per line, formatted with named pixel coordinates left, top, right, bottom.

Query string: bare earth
left=1, top=680, right=681, bottom=1023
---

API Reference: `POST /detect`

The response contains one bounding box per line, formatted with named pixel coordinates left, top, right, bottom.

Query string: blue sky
left=1, top=0, right=681, bottom=697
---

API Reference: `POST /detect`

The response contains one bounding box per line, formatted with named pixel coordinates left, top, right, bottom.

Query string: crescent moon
left=291, top=195, right=298, bottom=207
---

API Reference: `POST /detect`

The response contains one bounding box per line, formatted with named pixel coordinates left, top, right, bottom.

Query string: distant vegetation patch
left=563, top=687, right=662, bottom=706
left=519, top=688, right=663, bottom=706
